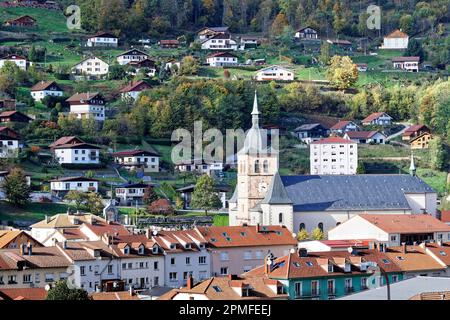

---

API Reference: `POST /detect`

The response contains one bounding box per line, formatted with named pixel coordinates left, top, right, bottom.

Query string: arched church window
left=263, top=160, right=269, bottom=173
left=254, top=160, right=260, bottom=173
left=318, top=223, right=324, bottom=232
left=278, top=213, right=283, bottom=224
left=299, top=223, right=305, bottom=231
left=336, top=222, right=341, bottom=226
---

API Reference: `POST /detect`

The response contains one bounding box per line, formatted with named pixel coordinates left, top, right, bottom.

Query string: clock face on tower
left=258, top=182, right=268, bottom=194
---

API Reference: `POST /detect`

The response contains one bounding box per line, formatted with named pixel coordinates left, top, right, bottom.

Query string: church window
left=263, top=160, right=269, bottom=173
left=278, top=213, right=283, bottom=224
left=318, top=223, right=324, bottom=232
left=254, top=160, right=260, bottom=173
left=299, top=223, right=306, bottom=231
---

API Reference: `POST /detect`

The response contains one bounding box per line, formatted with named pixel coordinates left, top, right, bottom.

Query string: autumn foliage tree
left=3, top=168, right=31, bottom=205
left=326, top=56, right=358, bottom=90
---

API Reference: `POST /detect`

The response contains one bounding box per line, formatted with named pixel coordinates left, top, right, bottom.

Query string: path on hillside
left=386, top=122, right=410, bottom=142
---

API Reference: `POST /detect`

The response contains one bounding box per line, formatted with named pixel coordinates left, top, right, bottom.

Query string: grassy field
left=0, top=201, right=69, bottom=222
left=0, top=7, right=68, bottom=34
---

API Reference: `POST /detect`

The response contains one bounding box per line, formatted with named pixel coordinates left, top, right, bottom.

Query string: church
left=228, top=93, right=438, bottom=234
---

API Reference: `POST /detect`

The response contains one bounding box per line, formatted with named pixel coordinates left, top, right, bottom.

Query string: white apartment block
left=381, top=30, right=409, bottom=49
left=255, top=65, right=294, bottom=81
left=310, top=137, right=358, bottom=175
left=201, top=35, right=238, bottom=51
left=72, top=56, right=109, bottom=77
left=53, top=144, right=101, bottom=165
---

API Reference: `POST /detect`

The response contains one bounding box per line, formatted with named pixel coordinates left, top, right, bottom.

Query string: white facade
left=54, top=147, right=100, bottom=165
left=50, top=180, right=99, bottom=193
left=114, top=154, right=159, bottom=173
left=382, top=36, right=408, bottom=49
left=393, top=60, right=419, bottom=72
left=201, top=38, right=238, bottom=51
left=344, top=132, right=387, bottom=144
left=117, top=51, right=149, bottom=65
left=87, top=36, right=118, bottom=47
left=31, top=89, right=63, bottom=102
left=120, top=255, right=165, bottom=289
left=176, top=162, right=224, bottom=176
left=0, top=56, right=28, bottom=70
left=70, top=104, right=105, bottom=122
left=0, top=139, right=19, bottom=158
left=255, top=66, right=294, bottom=81
left=310, top=140, right=358, bottom=175
left=72, top=57, right=109, bottom=77
left=163, top=250, right=211, bottom=288
left=206, top=55, right=238, bottom=67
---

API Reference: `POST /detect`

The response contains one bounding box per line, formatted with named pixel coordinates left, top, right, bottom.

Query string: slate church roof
left=261, top=172, right=292, bottom=205
left=280, top=175, right=435, bottom=212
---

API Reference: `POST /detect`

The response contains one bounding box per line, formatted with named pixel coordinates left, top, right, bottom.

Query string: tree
left=190, top=175, right=222, bottom=216
left=429, top=136, right=446, bottom=171
left=318, top=42, right=331, bottom=66
left=46, top=281, right=91, bottom=300
left=357, top=162, right=366, bottom=174
left=297, top=229, right=309, bottom=241
left=311, top=227, right=325, bottom=240
left=399, top=14, right=414, bottom=35
left=64, top=191, right=86, bottom=210
left=405, top=38, right=426, bottom=63
left=3, top=168, right=31, bottom=205
left=326, top=56, right=358, bottom=90
left=143, top=187, right=159, bottom=205
left=179, top=56, right=199, bottom=75
left=85, top=192, right=104, bottom=215
left=270, top=12, right=289, bottom=38
left=28, top=45, right=38, bottom=62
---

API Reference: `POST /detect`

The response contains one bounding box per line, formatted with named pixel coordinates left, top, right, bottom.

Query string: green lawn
left=0, top=7, right=68, bottom=34
left=416, top=168, right=448, bottom=196
left=0, top=201, right=69, bottom=222
left=213, top=214, right=229, bottom=227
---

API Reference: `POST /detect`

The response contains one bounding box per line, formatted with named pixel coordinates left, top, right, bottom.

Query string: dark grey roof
left=280, top=175, right=435, bottom=212
left=294, top=123, right=325, bottom=132
left=229, top=188, right=238, bottom=203
left=261, top=172, right=293, bottom=205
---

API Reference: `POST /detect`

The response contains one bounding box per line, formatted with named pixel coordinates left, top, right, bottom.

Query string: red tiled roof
left=404, top=124, right=428, bottom=134
left=160, top=40, right=179, bottom=45
left=392, top=56, right=420, bottom=62
left=1, top=54, right=27, bottom=60
left=311, top=137, right=355, bottom=145
left=208, top=51, right=237, bottom=58
left=359, top=214, right=450, bottom=233
left=0, top=288, right=47, bottom=300
left=330, top=120, right=351, bottom=130
left=119, top=81, right=151, bottom=93
left=30, top=80, right=61, bottom=92
left=346, top=131, right=381, bottom=139
left=66, top=92, right=101, bottom=103
left=385, top=29, right=408, bottom=39
left=441, top=211, right=450, bottom=223
left=49, top=136, right=83, bottom=148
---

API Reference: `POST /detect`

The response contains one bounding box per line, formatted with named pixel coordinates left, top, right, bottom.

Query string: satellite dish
left=266, top=259, right=273, bottom=266
left=290, top=248, right=296, bottom=254
left=152, top=230, right=158, bottom=236
left=292, top=233, right=297, bottom=238
left=347, top=247, right=354, bottom=254
left=44, top=284, right=51, bottom=291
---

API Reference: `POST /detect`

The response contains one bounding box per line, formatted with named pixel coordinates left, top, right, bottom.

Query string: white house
left=66, top=92, right=106, bottom=122
left=310, top=137, right=358, bottom=175
left=344, top=131, right=387, bottom=144
left=0, top=127, right=20, bottom=158
left=30, top=80, right=63, bottom=102
left=112, top=149, right=160, bottom=173
left=116, top=49, right=149, bottom=66
left=115, top=182, right=153, bottom=206
left=254, top=65, right=294, bottom=81
left=51, top=136, right=101, bottom=166
left=175, top=160, right=224, bottom=176
left=87, top=32, right=118, bottom=47
left=72, top=56, right=109, bottom=78
left=381, top=29, right=409, bottom=49
left=50, top=177, right=99, bottom=196
left=119, top=81, right=151, bottom=101
left=201, top=33, right=238, bottom=51
left=152, top=230, right=211, bottom=288
left=361, top=112, right=393, bottom=126
left=330, top=120, right=360, bottom=135
left=206, top=52, right=238, bottom=67
left=328, top=214, right=450, bottom=247
left=295, top=26, right=318, bottom=40
left=392, top=56, right=420, bottom=72
left=0, top=54, right=30, bottom=70
left=197, top=27, right=230, bottom=40
left=128, top=59, right=157, bottom=77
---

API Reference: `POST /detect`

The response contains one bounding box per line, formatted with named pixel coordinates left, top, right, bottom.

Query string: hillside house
left=201, top=33, right=238, bottom=51
left=295, top=26, right=318, bottom=40
left=72, top=56, right=109, bottom=78
left=206, top=52, right=238, bottom=67
left=115, top=182, right=154, bottom=206
left=255, top=65, right=294, bottom=81
left=0, top=111, right=32, bottom=123
left=30, top=80, right=63, bottom=102
left=0, top=54, right=30, bottom=70
left=116, top=49, right=149, bottom=66
left=112, top=149, right=160, bottom=173
left=159, top=40, right=180, bottom=49
left=403, top=125, right=431, bottom=141
left=0, top=127, right=21, bottom=158
left=50, top=176, right=99, bottom=197
left=330, top=120, right=360, bottom=135
left=197, top=27, right=230, bottom=40
left=310, top=137, right=358, bottom=175
left=128, top=58, right=157, bottom=77
left=382, top=29, right=409, bottom=49
left=327, top=39, right=353, bottom=50
left=3, top=15, right=36, bottom=27
left=174, top=160, right=224, bottom=176
left=50, top=136, right=101, bottom=166
left=344, top=131, right=386, bottom=144
left=176, top=184, right=229, bottom=209
left=66, top=92, right=106, bottom=122
left=0, top=99, right=16, bottom=111
left=361, top=112, right=393, bottom=126
left=392, top=56, right=420, bottom=72
left=119, top=81, right=151, bottom=101
left=410, top=132, right=432, bottom=150
left=294, top=123, right=329, bottom=144
left=87, top=32, right=118, bottom=47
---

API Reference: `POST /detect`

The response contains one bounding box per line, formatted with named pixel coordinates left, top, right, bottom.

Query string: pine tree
left=3, top=168, right=31, bottom=205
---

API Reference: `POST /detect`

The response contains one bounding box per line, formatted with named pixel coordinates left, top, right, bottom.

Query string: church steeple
left=410, top=152, right=416, bottom=176
left=251, top=90, right=261, bottom=128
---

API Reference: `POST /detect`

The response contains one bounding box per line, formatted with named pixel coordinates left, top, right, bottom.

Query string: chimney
left=255, top=223, right=260, bottom=233
left=146, top=228, right=151, bottom=239
left=129, top=286, right=134, bottom=296
left=27, top=243, right=33, bottom=256
left=186, top=275, right=194, bottom=290
left=63, top=240, right=68, bottom=249
left=298, top=248, right=308, bottom=258
left=402, top=242, right=407, bottom=254
left=45, top=215, right=50, bottom=223
left=20, top=243, right=27, bottom=255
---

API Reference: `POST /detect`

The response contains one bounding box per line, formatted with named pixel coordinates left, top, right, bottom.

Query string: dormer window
left=328, top=264, right=334, bottom=273
left=185, top=244, right=191, bottom=249
left=138, top=245, right=145, bottom=255
left=123, top=246, right=130, bottom=254
left=199, top=244, right=205, bottom=249
left=170, top=244, right=176, bottom=250
left=152, top=246, right=159, bottom=254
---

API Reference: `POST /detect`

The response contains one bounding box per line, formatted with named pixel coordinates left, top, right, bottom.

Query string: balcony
left=345, top=286, right=354, bottom=294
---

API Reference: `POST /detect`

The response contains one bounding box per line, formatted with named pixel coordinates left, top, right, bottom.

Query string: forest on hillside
left=55, top=0, right=450, bottom=38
